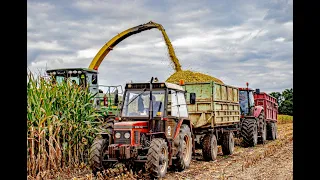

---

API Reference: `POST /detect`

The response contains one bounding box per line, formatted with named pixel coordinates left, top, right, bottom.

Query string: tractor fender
left=254, top=106, right=264, bottom=118
left=173, top=119, right=192, bottom=146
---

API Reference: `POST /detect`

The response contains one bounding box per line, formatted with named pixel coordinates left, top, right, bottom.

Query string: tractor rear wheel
left=146, top=138, right=169, bottom=179
left=221, top=131, right=235, bottom=155
left=174, top=124, right=192, bottom=171
left=257, top=112, right=267, bottom=144
left=202, top=134, right=218, bottom=161
left=267, top=122, right=276, bottom=140
left=89, top=138, right=109, bottom=175
left=241, top=118, right=258, bottom=147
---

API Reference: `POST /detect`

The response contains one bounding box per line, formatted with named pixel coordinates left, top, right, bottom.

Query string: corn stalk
left=27, top=71, right=102, bottom=176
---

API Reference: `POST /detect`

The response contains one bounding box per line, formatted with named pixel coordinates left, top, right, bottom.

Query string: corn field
left=277, top=114, right=293, bottom=124
left=27, top=72, right=103, bottom=177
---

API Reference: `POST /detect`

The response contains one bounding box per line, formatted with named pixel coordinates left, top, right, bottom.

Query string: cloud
left=27, top=0, right=292, bottom=93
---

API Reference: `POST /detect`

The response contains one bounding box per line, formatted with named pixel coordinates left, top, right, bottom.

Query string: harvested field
left=277, top=115, right=293, bottom=124
left=27, top=122, right=293, bottom=180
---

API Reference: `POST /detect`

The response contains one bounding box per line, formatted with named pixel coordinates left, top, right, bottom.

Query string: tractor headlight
left=115, top=132, right=121, bottom=139
left=124, top=132, right=130, bottom=139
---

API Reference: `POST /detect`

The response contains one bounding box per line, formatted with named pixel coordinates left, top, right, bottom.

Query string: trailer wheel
left=221, top=131, right=235, bottom=155
left=174, top=124, right=192, bottom=171
left=257, top=113, right=267, bottom=144
left=267, top=122, right=276, bottom=140
left=89, top=138, right=109, bottom=175
left=202, top=134, right=218, bottom=161
left=146, top=138, right=169, bottom=179
left=275, top=123, right=278, bottom=139
left=241, top=118, right=258, bottom=147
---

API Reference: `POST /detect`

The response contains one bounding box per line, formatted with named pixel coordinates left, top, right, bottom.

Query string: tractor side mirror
left=114, top=89, right=119, bottom=106
left=190, top=93, right=196, bottom=104
left=255, top=89, right=260, bottom=94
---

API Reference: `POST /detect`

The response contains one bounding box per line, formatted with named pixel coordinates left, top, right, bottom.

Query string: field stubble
left=27, top=122, right=293, bottom=180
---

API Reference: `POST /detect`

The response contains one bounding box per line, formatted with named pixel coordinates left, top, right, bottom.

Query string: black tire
left=221, top=131, right=235, bottom=155
left=267, top=122, right=276, bottom=140
left=257, top=112, right=267, bottom=144
left=202, top=134, right=218, bottom=161
left=146, top=138, right=169, bottom=179
left=102, top=118, right=114, bottom=143
left=241, top=118, right=258, bottom=147
left=89, top=138, right=108, bottom=175
left=104, top=118, right=114, bottom=134
left=173, top=124, right=192, bottom=171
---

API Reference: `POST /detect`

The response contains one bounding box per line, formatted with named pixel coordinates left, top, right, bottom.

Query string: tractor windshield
left=239, top=90, right=255, bottom=115
left=122, top=90, right=165, bottom=117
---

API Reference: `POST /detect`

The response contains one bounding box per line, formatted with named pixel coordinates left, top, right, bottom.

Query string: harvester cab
left=89, top=77, right=195, bottom=179
left=46, top=68, right=99, bottom=94
left=46, top=68, right=122, bottom=115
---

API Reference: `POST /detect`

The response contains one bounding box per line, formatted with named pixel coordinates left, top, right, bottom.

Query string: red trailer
left=254, top=92, right=278, bottom=123
left=253, top=90, right=278, bottom=140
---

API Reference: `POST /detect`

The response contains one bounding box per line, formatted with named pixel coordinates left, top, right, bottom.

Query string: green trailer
left=179, top=81, right=241, bottom=160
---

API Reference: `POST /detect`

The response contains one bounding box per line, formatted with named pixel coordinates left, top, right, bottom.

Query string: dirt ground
left=29, top=123, right=293, bottom=180
left=164, top=123, right=293, bottom=180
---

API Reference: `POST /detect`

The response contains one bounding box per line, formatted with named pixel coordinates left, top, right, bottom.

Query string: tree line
left=269, top=88, right=293, bottom=116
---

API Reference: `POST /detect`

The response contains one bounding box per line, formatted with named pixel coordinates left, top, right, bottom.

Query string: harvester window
left=69, top=77, right=80, bottom=85
left=92, top=74, right=98, bottom=84
left=55, top=75, right=65, bottom=84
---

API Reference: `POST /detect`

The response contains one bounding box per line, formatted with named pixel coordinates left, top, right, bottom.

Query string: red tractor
left=89, top=77, right=195, bottom=179
left=238, top=83, right=278, bottom=147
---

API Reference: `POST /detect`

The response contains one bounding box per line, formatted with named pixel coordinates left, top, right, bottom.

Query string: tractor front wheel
left=146, top=138, right=169, bottom=179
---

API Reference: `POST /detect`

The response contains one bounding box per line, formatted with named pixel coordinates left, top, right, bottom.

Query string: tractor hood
left=114, top=121, right=148, bottom=129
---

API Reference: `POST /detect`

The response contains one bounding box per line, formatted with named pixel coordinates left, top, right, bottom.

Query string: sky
left=27, top=0, right=293, bottom=94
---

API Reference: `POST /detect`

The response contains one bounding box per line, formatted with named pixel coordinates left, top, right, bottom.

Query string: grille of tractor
left=134, top=131, right=139, bottom=144
left=114, top=131, right=131, bottom=144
